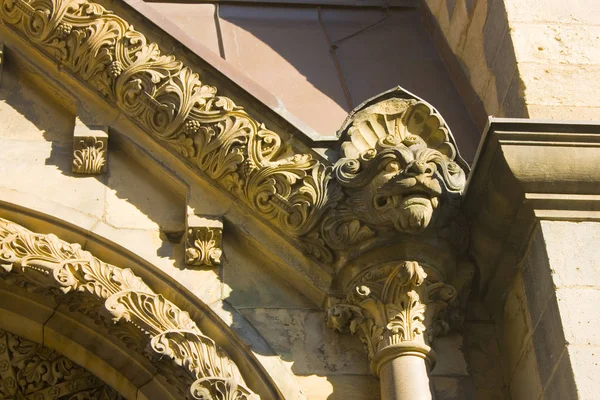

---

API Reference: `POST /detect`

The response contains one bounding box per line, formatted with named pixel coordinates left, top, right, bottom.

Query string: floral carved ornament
left=0, top=328, right=123, bottom=399
left=0, top=217, right=258, bottom=400
left=0, top=0, right=469, bottom=265
left=326, top=261, right=463, bottom=374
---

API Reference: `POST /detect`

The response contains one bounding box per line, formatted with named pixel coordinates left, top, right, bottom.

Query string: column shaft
left=379, top=355, right=434, bottom=400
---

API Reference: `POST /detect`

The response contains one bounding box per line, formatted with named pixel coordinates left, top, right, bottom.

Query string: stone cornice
left=0, top=216, right=258, bottom=399
left=0, top=0, right=469, bottom=269
left=463, top=118, right=600, bottom=313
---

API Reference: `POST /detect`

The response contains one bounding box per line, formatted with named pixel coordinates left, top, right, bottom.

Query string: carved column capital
left=327, top=261, right=458, bottom=375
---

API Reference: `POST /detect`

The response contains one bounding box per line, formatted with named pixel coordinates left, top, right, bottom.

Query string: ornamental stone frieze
left=0, top=217, right=258, bottom=400
left=0, top=0, right=469, bottom=266
left=0, top=328, right=123, bottom=399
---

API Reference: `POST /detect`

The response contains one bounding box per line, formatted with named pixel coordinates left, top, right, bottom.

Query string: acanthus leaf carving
left=73, top=136, right=107, bottom=174
left=0, top=328, right=123, bottom=399
left=185, top=226, right=223, bottom=268
left=327, top=261, right=459, bottom=374
left=0, top=217, right=258, bottom=399
left=0, top=0, right=469, bottom=265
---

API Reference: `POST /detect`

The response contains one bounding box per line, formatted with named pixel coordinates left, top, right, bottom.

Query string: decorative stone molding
left=185, top=215, right=223, bottom=268
left=327, top=261, right=458, bottom=375
left=0, top=217, right=258, bottom=400
left=464, top=119, right=600, bottom=313
left=0, top=0, right=468, bottom=265
left=0, top=328, right=123, bottom=399
left=72, top=121, right=108, bottom=175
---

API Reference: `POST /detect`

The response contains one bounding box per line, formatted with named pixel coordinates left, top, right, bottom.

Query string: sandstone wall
left=498, top=221, right=600, bottom=400
left=422, top=0, right=600, bottom=122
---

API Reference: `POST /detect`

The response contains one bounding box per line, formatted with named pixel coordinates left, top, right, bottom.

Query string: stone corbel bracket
left=0, top=217, right=258, bottom=400
left=185, top=214, right=223, bottom=268
left=72, top=119, right=108, bottom=175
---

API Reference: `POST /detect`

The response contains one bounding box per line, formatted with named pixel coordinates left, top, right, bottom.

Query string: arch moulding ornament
left=0, top=217, right=258, bottom=400
left=0, top=0, right=469, bottom=266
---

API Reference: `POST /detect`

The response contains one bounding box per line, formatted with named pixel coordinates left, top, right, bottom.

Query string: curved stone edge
left=0, top=216, right=258, bottom=400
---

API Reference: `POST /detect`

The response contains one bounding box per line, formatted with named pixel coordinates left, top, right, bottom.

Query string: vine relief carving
left=0, top=328, right=123, bottom=399
left=0, top=218, right=258, bottom=400
left=0, top=0, right=469, bottom=264
left=327, top=261, right=460, bottom=374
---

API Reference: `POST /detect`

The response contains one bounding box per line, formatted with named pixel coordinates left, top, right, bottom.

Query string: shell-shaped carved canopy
left=338, top=86, right=469, bottom=184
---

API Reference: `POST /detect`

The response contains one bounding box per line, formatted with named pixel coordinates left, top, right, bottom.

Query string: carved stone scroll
left=72, top=121, right=108, bottom=175
left=0, top=328, right=123, bottom=399
left=0, top=0, right=469, bottom=265
left=0, top=217, right=258, bottom=400
left=185, top=215, right=223, bottom=268
left=327, top=261, right=458, bottom=375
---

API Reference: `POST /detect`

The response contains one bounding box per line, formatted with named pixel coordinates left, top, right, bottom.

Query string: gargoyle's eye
left=374, top=195, right=390, bottom=209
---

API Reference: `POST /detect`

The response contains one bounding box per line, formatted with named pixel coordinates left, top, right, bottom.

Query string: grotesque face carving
left=369, top=143, right=442, bottom=233
left=334, top=96, right=466, bottom=235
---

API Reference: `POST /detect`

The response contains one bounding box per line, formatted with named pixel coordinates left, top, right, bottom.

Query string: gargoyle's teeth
left=431, top=197, right=439, bottom=208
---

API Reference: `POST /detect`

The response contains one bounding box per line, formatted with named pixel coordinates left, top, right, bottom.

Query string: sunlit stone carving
left=0, top=217, right=258, bottom=400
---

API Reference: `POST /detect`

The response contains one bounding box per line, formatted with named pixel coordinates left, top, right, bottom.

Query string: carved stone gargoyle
left=313, top=87, right=470, bottom=264
left=324, top=90, right=474, bottom=390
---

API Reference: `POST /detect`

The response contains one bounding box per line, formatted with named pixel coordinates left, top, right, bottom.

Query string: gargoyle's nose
left=406, top=161, right=435, bottom=177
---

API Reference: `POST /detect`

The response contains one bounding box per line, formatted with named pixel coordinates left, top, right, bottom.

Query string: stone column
left=327, top=261, right=458, bottom=400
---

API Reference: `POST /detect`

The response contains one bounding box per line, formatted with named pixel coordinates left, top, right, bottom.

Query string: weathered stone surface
left=423, top=0, right=600, bottom=122
left=106, top=149, right=185, bottom=232
left=431, top=334, right=469, bottom=377
left=532, top=294, right=566, bottom=385
left=431, top=376, right=475, bottom=400
left=295, top=375, right=381, bottom=400
left=501, top=272, right=533, bottom=379
left=556, top=288, right=600, bottom=346
left=240, top=308, right=370, bottom=376
left=509, top=340, right=542, bottom=400
left=541, top=221, right=600, bottom=289
left=462, top=322, right=505, bottom=400
left=567, top=345, right=600, bottom=400
left=544, top=350, right=577, bottom=400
